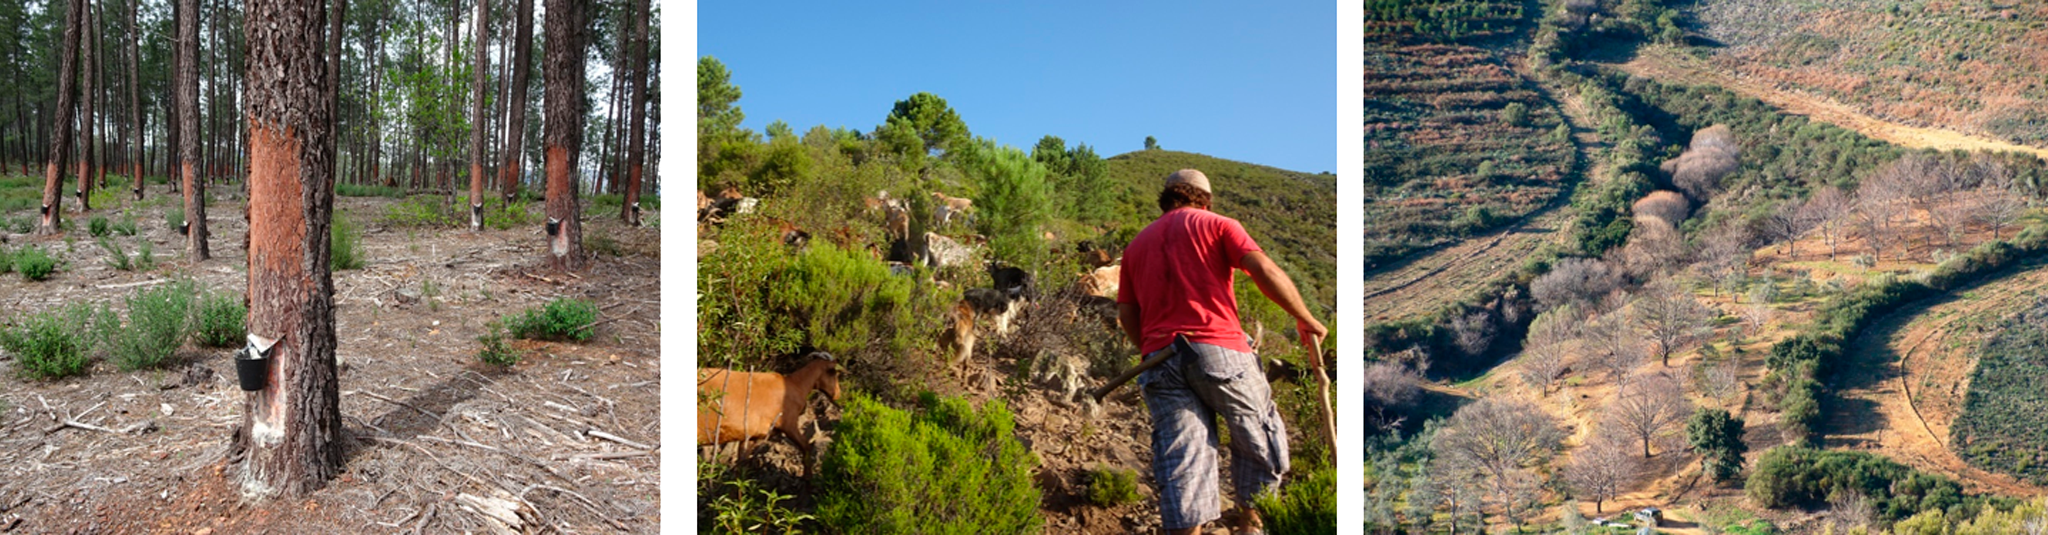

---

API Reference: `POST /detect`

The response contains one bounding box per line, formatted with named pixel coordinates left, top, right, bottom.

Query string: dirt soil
left=1613, top=46, right=2048, bottom=160
left=0, top=190, right=662, bottom=533
left=1830, top=257, right=2048, bottom=497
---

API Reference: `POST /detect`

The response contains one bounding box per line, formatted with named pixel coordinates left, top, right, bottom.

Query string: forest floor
left=0, top=183, right=662, bottom=533
left=1613, top=46, right=2048, bottom=159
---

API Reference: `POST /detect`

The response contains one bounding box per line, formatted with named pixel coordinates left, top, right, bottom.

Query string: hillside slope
left=1105, top=150, right=1337, bottom=318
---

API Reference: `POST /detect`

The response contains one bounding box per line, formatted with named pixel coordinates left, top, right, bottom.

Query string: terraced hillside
left=1952, top=286, right=2048, bottom=489
left=1365, top=43, right=1577, bottom=271
left=1692, top=0, right=2048, bottom=147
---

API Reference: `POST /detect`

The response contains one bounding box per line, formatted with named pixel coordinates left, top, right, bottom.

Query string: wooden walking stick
left=1308, top=335, right=1336, bottom=453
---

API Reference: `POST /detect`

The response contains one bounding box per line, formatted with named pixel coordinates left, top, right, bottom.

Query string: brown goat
left=939, top=301, right=978, bottom=380
left=697, top=353, right=842, bottom=477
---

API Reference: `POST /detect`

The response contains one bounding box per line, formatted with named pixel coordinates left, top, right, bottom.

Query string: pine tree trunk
left=237, top=0, right=342, bottom=501
left=467, top=0, right=489, bottom=230
left=542, top=0, right=583, bottom=271
left=38, top=0, right=83, bottom=235
left=621, top=0, right=646, bottom=226
left=499, top=0, right=531, bottom=204
left=177, top=0, right=207, bottom=260
left=166, top=0, right=181, bottom=194
left=77, top=0, right=96, bottom=211
left=127, top=0, right=142, bottom=199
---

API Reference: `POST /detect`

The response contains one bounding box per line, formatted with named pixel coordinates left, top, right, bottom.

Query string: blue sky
left=698, top=1, right=1337, bottom=173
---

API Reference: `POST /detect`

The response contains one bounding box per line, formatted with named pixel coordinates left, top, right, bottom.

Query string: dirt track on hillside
left=1831, top=260, right=2048, bottom=497
left=1614, top=47, right=2048, bottom=159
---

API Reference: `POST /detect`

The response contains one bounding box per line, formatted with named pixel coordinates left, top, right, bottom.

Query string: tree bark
left=621, top=0, right=646, bottom=226
left=166, top=0, right=181, bottom=194
left=237, top=0, right=342, bottom=501
left=542, top=0, right=583, bottom=271
left=467, top=0, right=489, bottom=230
left=38, top=0, right=84, bottom=234
left=177, top=0, right=208, bottom=260
left=498, top=0, right=531, bottom=204
left=127, top=0, right=142, bottom=200
left=77, top=0, right=96, bottom=211
left=328, top=0, right=346, bottom=188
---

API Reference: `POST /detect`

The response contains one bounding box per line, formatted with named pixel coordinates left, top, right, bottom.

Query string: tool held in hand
left=1307, top=334, right=1336, bottom=452
left=1091, top=334, right=1196, bottom=404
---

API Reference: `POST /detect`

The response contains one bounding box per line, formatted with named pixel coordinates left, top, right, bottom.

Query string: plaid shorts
left=1138, top=341, right=1290, bottom=530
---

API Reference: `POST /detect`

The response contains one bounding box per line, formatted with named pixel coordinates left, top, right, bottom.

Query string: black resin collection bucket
left=236, top=350, right=267, bottom=391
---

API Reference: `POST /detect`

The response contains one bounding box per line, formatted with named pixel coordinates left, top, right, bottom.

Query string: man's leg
left=1144, top=356, right=1222, bottom=533
left=1189, top=345, right=1290, bottom=532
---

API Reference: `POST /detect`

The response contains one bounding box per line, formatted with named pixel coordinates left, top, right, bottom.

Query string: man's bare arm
left=1241, top=251, right=1327, bottom=348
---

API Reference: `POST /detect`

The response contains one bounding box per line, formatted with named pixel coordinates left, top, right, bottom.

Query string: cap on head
left=1165, top=169, right=1211, bottom=194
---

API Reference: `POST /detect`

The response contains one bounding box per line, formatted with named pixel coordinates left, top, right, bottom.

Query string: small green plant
left=135, top=241, right=155, bottom=271
left=165, top=206, right=184, bottom=234
left=111, top=215, right=139, bottom=236
left=1, top=304, right=94, bottom=380
left=98, top=237, right=132, bottom=270
left=4, top=216, right=30, bottom=234
left=88, top=186, right=123, bottom=211
left=191, top=292, right=246, bottom=348
left=14, top=246, right=58, bottom=280
left=0, top=247, right=12, bottom=274
left=702, top=462, right=817, bottom=534
left=587, top=231, right=625, bottom=257
left=87, top=216, right=111, bottom=237
left=380, top=196, right=455, bottom=227
left=476, top=320, right=521, bottom=366
left=483, top=198, right=535, bottom=230
left=506, top=298, right=599, bottom=342
left=1084, top=467, right=1141, bottom=507
left=331, top=216, right=365, bottom=270
left=336, top=183, right=404, bottom=198
left=817, top=393, right=1042, bottom=534
left=102, top=280, right=196, bottom=371
left=1253, top=464, right=1336, bottom=535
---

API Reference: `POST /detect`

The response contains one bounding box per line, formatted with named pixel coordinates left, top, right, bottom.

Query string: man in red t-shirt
left=1118, top=168, right=1326, bottom=535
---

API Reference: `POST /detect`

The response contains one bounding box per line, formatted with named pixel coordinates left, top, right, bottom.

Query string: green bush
left=0, top=247, right=13, bottom=274
left=380, top=196, right=456, bottom=227
left=768, top=243, right=917, bottom=356
left=97, top=237, right=132, bottom=270
left=331, top=216, right=365, bottom=270
left=111, top=215, right=138, bottom=236
left=165, top=206, right=184, bottom=234
left=818, top=393, right=1041, bottom=534
left=477, top=320, right=521, bottom=366
left=1255, top=464, right=1337, bottom=535
left=101, top=281, right=196, bottom=371
left=88, top=216, right=111, bottom=237
left=135, top=241, right=155, bottom=271
left=14, top=246, right=58, bottom=280
left=1747, top=446, right=1980, bottom=521
left=191, top=292, right=246, bottom=348
left=1084, top=467, right=1141, bottom=507
left=506, top=298, right=599, bottom=342
left=483, top=198, right=535, bottom=230
left=1, top=304, right=95, bottom=379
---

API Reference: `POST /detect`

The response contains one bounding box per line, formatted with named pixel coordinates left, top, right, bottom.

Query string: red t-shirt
left=1119, top=207, right=1262, bottom=355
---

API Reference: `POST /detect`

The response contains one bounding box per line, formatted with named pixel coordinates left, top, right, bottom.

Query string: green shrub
left=331, top=216, right=365, bottom=270
left=88, top=186, right=123, bottom=211
left=0, top=247, right=13, bottom=274
left=768, top=243, right=916, bottom=356
left=1255, top=464, right=1337, bottom=535
left=380, top=196, right=456, bottom=227
left=1, top=304, right=94, bottom=379
left=483, top=198, right=535, bottom=230
left=818, top=393, right=1041, bottom=534
left=191, top=292, right=246, bottom=348
left=111, top=215, right=138, bottom=236
left=97, top=237, right=132, bottom=271
left=477, top=320, right=521, bottom=366
left=14, top=246, right=58, bottom=280
left=1746, top=446, right=1981, bottom=521
left=88, top=216, right=111, bottom=237
left=336, top=183, right=404, bottom=198
left=700, top=461, right=817, bottom=534
left=3, top=216, right=30, bottom=234
left=165, top=206, right=184, bottom=234
left=135, top=240, right=155, bottom=271
left=967, top=144, right=1052, bottom=267
left=1084, top=467, right=1141, bottom=507
left=102, top=280, right=196, bottom=371
left=506, top=298, right=599, bottom=342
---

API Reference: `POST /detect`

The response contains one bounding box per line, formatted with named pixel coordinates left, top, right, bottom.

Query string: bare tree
left=1363, top=360, right=1421, bottom=430
left=1433, top=397, right=1563, bottom=533
left=1828, top=491, right=1876, bottom=532
left=1669, top=125, right=1741, bottom=201
left=1859, top=158, right=1916, bottom=261
left=1633, top=279, right=1716, bottom=366
left=1761, top=200, right=1815, bottom=257
left=1802, top=186, right=1852, bottom=260
left=1741, top=285, right=1773, bottom=332
left=1695, top=357, right=1741, bottom=402
left=1564, top=435, right=1641, bottom=515
left=1586, top=311, right=1646, bottom=381
left=1971, top=179, right=2028, bottom=241
left=1621, top=217, right=1688, bottom=277
left=1696, top=222, right=1753, bottom=296
left=1533, top=257, right=1624, bottom=312
left=1451, top=310, right=1495, bottom=357
left=1608, top=371, right=1692, bottom=457
left=1632, top=190, right=1690, bottom=227
left=1518, top=308, right=1578, bottom=397
left=238, top=0, right=342, bottom=499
